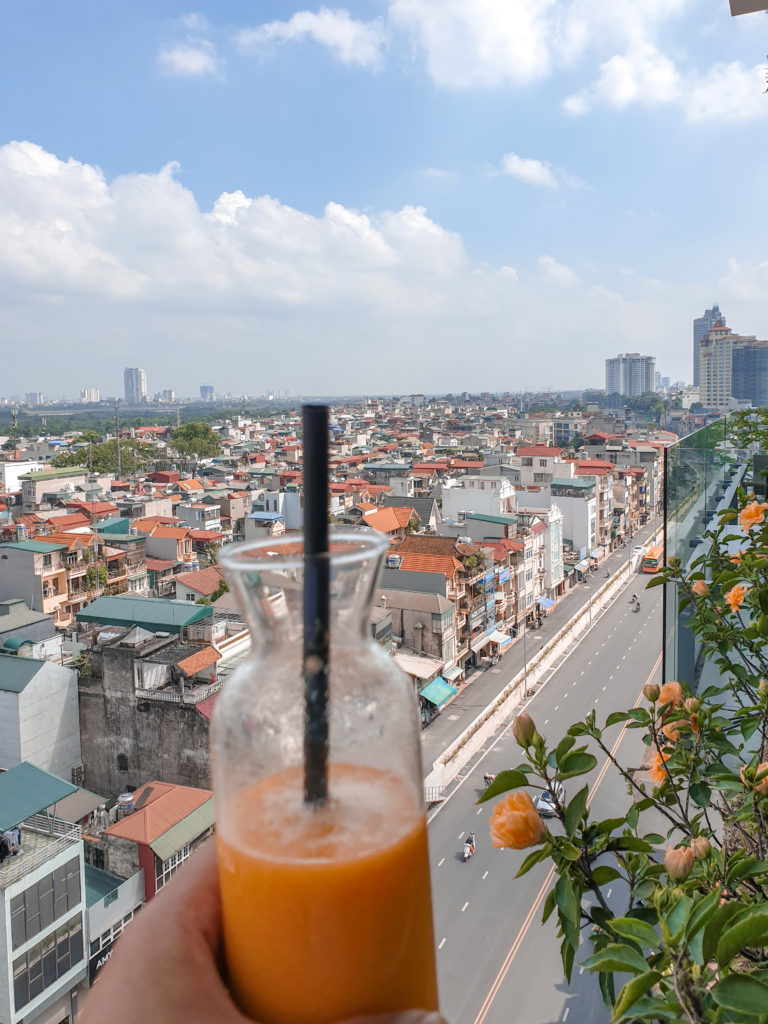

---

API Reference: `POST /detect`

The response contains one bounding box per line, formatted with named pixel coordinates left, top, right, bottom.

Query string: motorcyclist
left=483, top=773, right=494, bottom=788
left=631, top=593, right=637, bottom=603
left=635, top=601, right=641, bottom=612
left=467, top=831, right=475, bottom=853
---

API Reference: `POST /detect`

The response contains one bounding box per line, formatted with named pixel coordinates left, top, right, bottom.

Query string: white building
left=0, top=462, right=46, bottom=493
left=262, top=491, right=303, bottom=531
left=123, top=368, right=148, bottom=404
left=441, top=476, right=515, bottom=522
left=524, top=479, right=598, bottom=556
left=605, top=353, right=656, bottom=397
left=0, top=542, right=69, bottom=621
left=0, top=763, right=87, bottom=1024
left=0, top=654, right=82, bottom=778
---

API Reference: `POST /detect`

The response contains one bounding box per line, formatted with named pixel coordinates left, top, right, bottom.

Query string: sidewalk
left=419, top=516, right=662, bottom=774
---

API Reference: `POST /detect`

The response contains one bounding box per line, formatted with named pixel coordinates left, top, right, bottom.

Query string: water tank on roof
left=16, top=523, right=27, bottom=540
left=458, top=537, right=472, bottom=545
left=116, top=792, right=134, bottom=818
left=386, top=555, right=402, bottom=568
left=129, top=525, right=138, bottom=535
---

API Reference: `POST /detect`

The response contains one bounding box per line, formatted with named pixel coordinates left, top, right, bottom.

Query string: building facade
left=732, top=341, right=768, bottom=408
left=605, top=354, right=656, bottom=397
left=123, top=368, right=147, bottom=405
left=693, top=304, right=725, bottom=387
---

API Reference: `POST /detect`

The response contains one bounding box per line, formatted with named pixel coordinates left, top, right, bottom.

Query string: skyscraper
left=605, top=354, right=656, bottom=397
left=124, top=368, right=148, bottom=404
left=693, top=305, right=725, bottom=387
left=200, top=384, right=215, bottom=401
left=698, top=324, right=759, bottom=410
left=732, top=341, right=768, bottom=408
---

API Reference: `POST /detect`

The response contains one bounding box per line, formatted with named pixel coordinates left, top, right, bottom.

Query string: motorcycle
left=483, top=773, right=495, bottom=788
left=634, top=602, right=641, bottom=612
left=463, top=834, right=476, bottom=861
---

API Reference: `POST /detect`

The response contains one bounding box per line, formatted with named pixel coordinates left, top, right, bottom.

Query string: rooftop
left=0, top=539, right=67, bottom=553
left=76, top=595, right=212, bottom=632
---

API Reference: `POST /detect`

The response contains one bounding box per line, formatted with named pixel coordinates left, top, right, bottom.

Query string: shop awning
left=443, top=666, right=462, bottom=682
left=419, top=677, right=458, bottom=708
left=537, top=597, right=555, bottom=610
left=471, top=633, right=492, bottom=653
left=574, top=559, right=591, bottom=573
left=590, top=548, right=603, bottom=559
left=488, top=629, right=512, bottom=647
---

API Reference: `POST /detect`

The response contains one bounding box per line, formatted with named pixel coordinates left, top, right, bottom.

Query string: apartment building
left=441, top=475, right=515, bottom=522
left=0, top=542, right=69, bottom=622
left=0, top=763, right=87, bottom=1024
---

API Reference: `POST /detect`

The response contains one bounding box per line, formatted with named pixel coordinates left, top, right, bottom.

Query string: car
left=632, top=545, right=644, bottom=557
left=535, top=783, right=565, bottom=817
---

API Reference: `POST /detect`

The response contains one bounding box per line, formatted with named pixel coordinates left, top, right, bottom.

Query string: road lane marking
left=579, top=967, right=584, bottom=975
left=476, top=807, right=483, bottom=815
left=544, top=719, right=549, bottom=725
left=594, top=697, right=599, bottom=704
left=459, top=832, right=465, bottom=839
left=572, top=681, right=577, bottom=687
left=607, top=889, right=612, bottom=898
left=438, top=858, right=445, bottom=867
left=472, top=649, right=664, bottom=1024
left=603, top=686, right=607, bottom=691
left=563, top=1008, right=570, bottom=1021
left=482, top=870, right=489, bottom=880
left=462, top=902, right=469, bottom=912
left=555, top=705, right=559, bottom=711
left=439, top=937, right=446, bottom=949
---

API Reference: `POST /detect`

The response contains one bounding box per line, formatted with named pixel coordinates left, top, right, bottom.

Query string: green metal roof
left=150, top=797, right=215, bottom=861
left=85, top=865, right=124, bottom=908
left=76, top=595, right=212, bottom=633
left=419, top=677, right=458, bottom=709
left=465, top=512, right=516, bottom=525
left=551, top=478, right=595, bottom=490
left=1, top=637, right=30, bottom=652
left=18, top=468, right=87, bottom=481
left=0, top=762, right=78, bottom=831
left=0, top=651, right=46, bottom=692
left=1, top=540, right=67, bottom=553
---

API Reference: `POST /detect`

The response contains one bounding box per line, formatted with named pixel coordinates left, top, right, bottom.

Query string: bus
left=642, top=545, right=664, bottom=573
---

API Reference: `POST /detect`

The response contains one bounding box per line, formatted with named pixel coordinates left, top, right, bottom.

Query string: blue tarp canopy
left=574, top=559, right=591, bottom=573
left=537, top=597, right=555, bottom=610
left=443, top=666, right=462, bottom=682
left=419, top=677, right=458, bottom=709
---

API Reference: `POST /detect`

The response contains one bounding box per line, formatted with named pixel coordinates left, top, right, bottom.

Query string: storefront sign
left=89, top=940, right=115, bottom=985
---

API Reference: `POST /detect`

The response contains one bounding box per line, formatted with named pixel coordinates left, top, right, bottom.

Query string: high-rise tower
left=124, top=368, right=148, bottom=404
left=693, top=305, right=725, bottom=387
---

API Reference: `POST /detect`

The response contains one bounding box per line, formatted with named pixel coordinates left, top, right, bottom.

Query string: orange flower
left=739, top=761, right=768, bottom=795
left=724, top=584, right=748, bottom=613
left=689, top=713, right=700, bottom=735
left=730, top=551, right=745, bottom=565
left=691, top=580, right=709, bottom=596
left=665, top=845, right=695, bottom=881
left=661, top=721, right=681, bottom=743
left=658, top=681, right=683, bottom=707
left=648, top=749, right=671, bottom=786
left=738, top=501, right=768, bottom=533
left=690, top=836, right=711, bottom=860
left=489, top=791, right=546, bottom=850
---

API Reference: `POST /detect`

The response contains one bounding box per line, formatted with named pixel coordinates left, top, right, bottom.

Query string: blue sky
left=1, top=1, right=766, bottom=400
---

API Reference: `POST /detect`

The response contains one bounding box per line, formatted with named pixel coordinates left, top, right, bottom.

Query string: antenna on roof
left=114, top=398, right=122, bottom=478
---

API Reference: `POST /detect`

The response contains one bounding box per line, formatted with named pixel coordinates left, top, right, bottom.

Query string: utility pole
left=114, top=398, right=122, bottom=478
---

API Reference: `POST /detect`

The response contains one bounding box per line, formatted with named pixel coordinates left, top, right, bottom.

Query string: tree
left=626, top=392, right=665, bottom=424
left=172, top=422, right=221, bottom=469
left=482, top=408, right=768, bottom=1022
left=52, top=439, right=157, bottom=475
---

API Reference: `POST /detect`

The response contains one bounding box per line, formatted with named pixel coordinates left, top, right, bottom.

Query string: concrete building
left=0, top=763, right=87, bottom=1024
left=698, top=323, right=757, bottom=410
left=441, top=476, right=515, bottom=522
left=0, top=541, right=69, bottom=622
left=525, top=479, right=597, bottom=555
left=19, top=469, right=90, bottom=515
left=605, top=353, right=656, bottom=398
left=693, top=304, right=725, bottom=387
left=80, top=388, right=100, bottom=404
left=0, top=654, right=82, bottom=778
left=123, top=368, right=148, bottom=404
left=733, top=340, right=768, bottom=408
left=0, top=461, right=46, bottom=494
left=199, top=385, right=215, bottom=401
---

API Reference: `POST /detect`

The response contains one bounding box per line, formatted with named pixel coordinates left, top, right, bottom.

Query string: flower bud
left=690, top=836, right=711, bottom=860
left=512, top=713, right=536, bottom=748
left=658, top=681, right=684, bottom=707
left=691, top=580, right=709, bottom=596
left=665, top=845, right=695, bottom=881
left=684, top=697, right=699, bottom=714
left=759, top=679, right=768, bottom=696
left=644, top=683, right=660, bottom=703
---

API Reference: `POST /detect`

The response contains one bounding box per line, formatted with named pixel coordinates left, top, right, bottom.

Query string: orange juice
left=217, top=763, right=438, bottom=1024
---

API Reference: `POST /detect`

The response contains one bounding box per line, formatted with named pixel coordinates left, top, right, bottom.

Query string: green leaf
left=567, top=721, right=589, bottom=736
left=711, top=974, right=768, bottom=1015
left=686, top=887, right=723, bottom=943
left=606, top=835, right=653, bottom=854
left=717, top=906, right=768, bottom=966
left=611, top=971, right=662, bottom=1022
left=583, top=942, right=650, bottom=976
left=610, top=917, right=660, bottom=950
left=690, top=781, right=712, bottom=808
left=592, top=865, right=622, bottom=886
left=561, top=934, right=575, bottom=983
left=541, top=888, right=556, bottom=924
left=564, top=785, right=589, bottom=839
left=558, top=841, right=582, bottom=862
left=605, top=711, right=632, bottom=727
left=667, top=894, right=693, bottom=942
left=476, top=768, right=528, bottom=803
left=558, top=751, right=598, bottom=779
left=515, top=847, right=546, bottom=878
left=626, top=803, right=639, bottom=829
left=555, top=734, right=576, bottom=764
left=704, top=903, right=744, bottom=963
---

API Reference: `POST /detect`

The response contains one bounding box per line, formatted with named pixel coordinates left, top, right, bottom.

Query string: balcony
left=0, top=815, right=82, bottom=890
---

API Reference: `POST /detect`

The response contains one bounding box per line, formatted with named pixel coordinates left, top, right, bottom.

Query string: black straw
left=302, top=404, right=330, bottom=806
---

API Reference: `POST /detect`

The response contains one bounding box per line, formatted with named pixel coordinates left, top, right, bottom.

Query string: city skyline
left=1, top=2, right=766, bottom=397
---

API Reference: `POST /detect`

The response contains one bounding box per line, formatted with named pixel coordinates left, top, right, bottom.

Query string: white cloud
left=564, top=45, right=768, bottom=122
left=0, top=140, right=746, bottom=396
left=158, top=40, right=220, bottom=77
left=500, top=152, right=559, bottom=189
left=388, top=0, right=555, bottom=88
left=538, top=254, right=579, bottom=287
left=235, top=8, right=386, bottom=68
left=180, top=13, right=209, bottom=33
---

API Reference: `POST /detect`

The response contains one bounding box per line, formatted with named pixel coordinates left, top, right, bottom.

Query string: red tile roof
left=516, top=446, right=564, bottom=457
left=397, top=553, right=463, bottom=577
left=175, top=565, right=224, bottom=595
left=103, top=781, right=213, bottom=846
left=177, top=645, right=221, bottom=677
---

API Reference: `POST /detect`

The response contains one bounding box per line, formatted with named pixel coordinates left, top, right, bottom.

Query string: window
left=186, top=592, right=196, bottom=601
left=117, top=754, right=128, bottom=772
left=155, top=844, right=191, bottom=891
left=525, top=569, right=533, bottom=582
left=89, top=908, right=140, bottom=957
left=539, top=459, right=547, bottom=467
left=12, top=914, right=83, bottom=1012
left=42, top=554, right=52, bottom=569
left=10, top=858, right=81, bottom=950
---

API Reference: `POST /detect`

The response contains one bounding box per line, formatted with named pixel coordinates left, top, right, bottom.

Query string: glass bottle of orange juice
left=213, top=530, right=439, bottom=1024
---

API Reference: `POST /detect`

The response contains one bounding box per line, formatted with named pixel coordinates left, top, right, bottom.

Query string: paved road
left=427, top=554, right=663, bottom=1024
